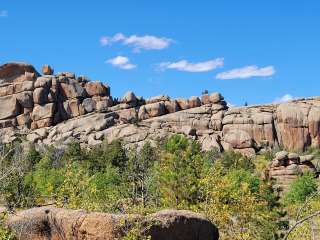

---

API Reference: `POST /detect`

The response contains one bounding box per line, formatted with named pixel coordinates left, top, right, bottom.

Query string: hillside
left=1, top=62, right=320, bottom=240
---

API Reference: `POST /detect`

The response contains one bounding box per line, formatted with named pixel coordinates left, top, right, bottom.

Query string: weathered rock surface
left=7, top=207, right=219, bottom=240
left=1, top=62, right=320, bottom=155
left=266, top=151, right=317, bottom=193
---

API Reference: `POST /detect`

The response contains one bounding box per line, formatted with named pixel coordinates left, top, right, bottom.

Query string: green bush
left=219, top=151, right=255, bottom=172
left=283, top=173, right=317, bottom=204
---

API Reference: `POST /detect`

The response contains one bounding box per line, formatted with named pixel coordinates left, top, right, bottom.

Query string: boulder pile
left=1, top=62, right=320, bottom=154
left=266, top=151, right=318, bottom=192
left=0, top=63, right=112, bottom=130
left=7, top=207, right=219, bottom=240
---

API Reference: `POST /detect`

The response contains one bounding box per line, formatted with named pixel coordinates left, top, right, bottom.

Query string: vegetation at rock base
left=0, top=135, right=319, bottom=239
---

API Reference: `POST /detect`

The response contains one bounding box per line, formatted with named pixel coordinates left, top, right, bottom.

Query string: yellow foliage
left=286, top=197, right=320, bottom=240
left=198, top=164, right=277, bottom=240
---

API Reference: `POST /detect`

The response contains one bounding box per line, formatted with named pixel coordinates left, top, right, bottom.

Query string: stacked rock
left=0, top=63, right=38, bottom=128
left=267, top=151, right=317, bottom=192
left=0, top=62, right=113, bottom=130
left=176, top=96, right=201, bottom=111
left=201, top=92, right=227, bottom=131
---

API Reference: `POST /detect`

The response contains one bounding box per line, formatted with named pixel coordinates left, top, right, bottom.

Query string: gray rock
left=33, top=87, right=48, bottom=105
left=34, top=76, right=51, bottom=88
left=275, top=151, right=289, bottom=161
left=122, top=91, right=137, bottom=103
left=16, top=91, right=33, bottom=108
left=300, top=154, right=314, bottom=163
left=210, top=92, right=223, bottom=103
left=82, top=98, right=96, bottom=113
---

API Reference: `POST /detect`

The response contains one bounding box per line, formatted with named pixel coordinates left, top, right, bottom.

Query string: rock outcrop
left=266, top=151, right=317, bottom=192
left=1, top=62, right=320, bottom=154
left=7, top=207, right=219, bottom=240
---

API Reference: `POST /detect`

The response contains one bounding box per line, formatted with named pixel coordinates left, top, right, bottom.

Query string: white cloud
left=159, top=58, right=224, bottom=72
left=100, top=33, right=173, bottom=51
left=0, top=10, right=8, bottom=17
left=106, top=56, right=136, bottom=70
left=100, top=36, right=109, bottom=46
left=273, top=94, right=294, bottom=103
left=216, top=65, right=275, bottom=79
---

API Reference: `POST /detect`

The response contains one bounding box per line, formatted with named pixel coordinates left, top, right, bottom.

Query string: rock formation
left=1, top=62, right=320, bottom=154
left=266, top=151, right=317, bottom=192
left=7, top=207, right=219, bottom=240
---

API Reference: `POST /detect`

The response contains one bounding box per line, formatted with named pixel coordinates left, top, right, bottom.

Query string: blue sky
left=1, top=1, right=320, bottom=105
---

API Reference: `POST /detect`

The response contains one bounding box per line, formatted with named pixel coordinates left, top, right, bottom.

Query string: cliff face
left=0, top=62, right=320, bottom=154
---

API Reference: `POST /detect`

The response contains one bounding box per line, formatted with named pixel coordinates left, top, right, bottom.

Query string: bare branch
left=284, top=211, right=320, bottom=240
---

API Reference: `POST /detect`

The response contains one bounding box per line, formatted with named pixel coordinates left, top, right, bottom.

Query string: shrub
left=199, top=164, right=279, bottom=240
left=283, top=173, right=317, bottom=205
left=219, top=151, right=255, bottom=172
left=87, top=140, right=128, bottom=172
left=0, top=212, right=15, bottom=240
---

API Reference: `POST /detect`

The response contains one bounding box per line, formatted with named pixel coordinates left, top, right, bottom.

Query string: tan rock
left=33, top=87, right=48, bottom=105
left=16, top=113, right=31, bottom=126
left=0, top=84, right=14, bottom=97
left=121, top=91, right=137, bottom=103
left=200, top=135, right=221, bottom=151
left=34, top=76, right=51, bottom=88
left=308, top=105, right=320, bottom=147
left=60, top=81, right=86, bottom=99
left=164, top=100, right=180, bottom=113
left=224, top=129, right=253, bottom=149
left=85, top=81, right=110, bottom=96
left=209, top=92, right=223, bottom=103
left=176, top=98, right=190, bottom=110
left=63, top=99, right=81, bottom=118
left=0, top=95, right=20, bottom=120
left=145, top=102, right=166, bottom=118
left=188, top=96, right=201, bottom=108
left=8, top=207, right=219, bottom=240
left=16, top=91, right=33, bottom=108
left=33, top=118, right=53, bottom=129
left=276, top=103, right=311, bottom=151
left=146, top=95, right=170, bottom=104
left=32, top=103, right=55, bottom=121
left=13, top=81, right=34, bottom=93
left=42, top=64, right=54, bottom=75
left=201, top=94, right=211, bottom=104
left=0, top=62, right=38, bottom=85
left=118, top=108, right=137, bottom=123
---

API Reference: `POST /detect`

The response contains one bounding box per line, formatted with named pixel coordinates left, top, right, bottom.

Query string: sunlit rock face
left=7, top=207, right=220, bottom=240
left=266, top=151, right=317, bottom=193
left=1, top=62, right=320, bottom=154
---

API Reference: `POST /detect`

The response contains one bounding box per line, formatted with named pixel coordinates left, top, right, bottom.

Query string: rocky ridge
left=1, top=62, right=320, bottom=154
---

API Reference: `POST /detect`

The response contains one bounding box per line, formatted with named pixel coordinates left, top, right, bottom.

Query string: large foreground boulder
left=7, top=207, right=219, bottom=240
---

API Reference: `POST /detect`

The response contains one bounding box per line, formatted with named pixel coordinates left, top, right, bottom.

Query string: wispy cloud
left=0, top=10, right=8, bottom=17
left=216, top=65, right=275, bottom=80
left=106, top=56, right=136, bottom=70
left=100, top=33, right=173, bottom=51
left=158, top=58, right=224, bottom=72
left=273, top=94, right=294, bottom=103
